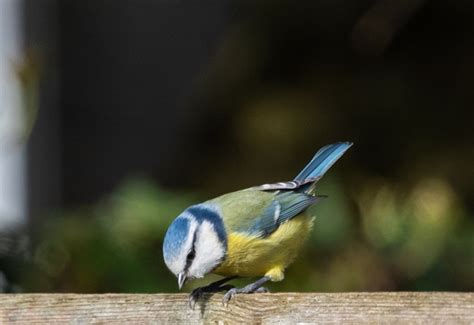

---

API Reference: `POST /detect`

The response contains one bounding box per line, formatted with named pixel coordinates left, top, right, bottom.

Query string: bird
left=162, top=142, right=353, bottom=308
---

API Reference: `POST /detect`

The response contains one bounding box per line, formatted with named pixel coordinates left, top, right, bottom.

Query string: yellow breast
left=213, top=213, right=314, bottom=281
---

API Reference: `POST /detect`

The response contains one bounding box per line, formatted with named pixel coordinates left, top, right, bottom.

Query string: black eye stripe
left=187, top=247, right=195, bottom=262
left=184, top=229, right=197, bottom=271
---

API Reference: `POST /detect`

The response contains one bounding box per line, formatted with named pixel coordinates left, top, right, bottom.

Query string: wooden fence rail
left=1, top=292, right=472, bottom=324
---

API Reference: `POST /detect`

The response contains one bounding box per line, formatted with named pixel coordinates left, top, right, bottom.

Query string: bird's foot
left=189, top=284, right=234, bottom=310
left=222, top=276, right=270, bottom=306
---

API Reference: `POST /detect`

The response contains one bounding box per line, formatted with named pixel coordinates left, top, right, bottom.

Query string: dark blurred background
left=0, top=0, right=472, bottom=293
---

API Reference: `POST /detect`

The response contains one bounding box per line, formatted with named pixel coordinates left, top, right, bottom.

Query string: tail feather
left=294, top=142, right=353, bottom=184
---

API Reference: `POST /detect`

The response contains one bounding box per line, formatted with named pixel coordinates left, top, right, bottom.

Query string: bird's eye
left=186, top=247, right=196, bottom=264
left=185, top=231, right=197, bottom=270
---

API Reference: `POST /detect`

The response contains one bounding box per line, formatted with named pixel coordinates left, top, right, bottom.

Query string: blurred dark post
left=24, top=0, right=231, bottom=217
left=24, top=0, right=62, bottom=224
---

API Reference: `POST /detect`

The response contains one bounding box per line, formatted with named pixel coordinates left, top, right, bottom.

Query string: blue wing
left=242, top=191, right=322, bottom=238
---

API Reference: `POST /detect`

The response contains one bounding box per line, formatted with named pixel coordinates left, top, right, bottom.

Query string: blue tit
left=163, top=142, right=352, bottom=307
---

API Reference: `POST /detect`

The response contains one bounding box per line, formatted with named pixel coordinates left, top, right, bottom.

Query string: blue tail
left=294, top=142, right=353, bottom=182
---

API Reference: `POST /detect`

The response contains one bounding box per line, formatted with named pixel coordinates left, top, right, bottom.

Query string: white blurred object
left=0, top=0, right=26, bottom=230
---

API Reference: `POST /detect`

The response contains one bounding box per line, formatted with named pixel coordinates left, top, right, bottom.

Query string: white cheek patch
left=188, top=220, right=225, bottom=278
left=166, top=217, right=198, bottom=275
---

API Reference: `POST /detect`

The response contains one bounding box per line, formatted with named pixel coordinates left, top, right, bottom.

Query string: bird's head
left=163, top=205, right=227, bottom=289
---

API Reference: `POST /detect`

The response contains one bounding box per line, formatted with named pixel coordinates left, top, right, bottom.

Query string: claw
left=221, top=277, right=270, bottom=307
left=186, top=277, right=239, bottom=309
left=221, top=286, right=269, bottom=306
left=188, top=288, right=203, bottom=310
left=254, top=287, right=269, bottom=293
left=188, top=295, right=196, bottom=310
left=222, top=288, right=238, bottom=306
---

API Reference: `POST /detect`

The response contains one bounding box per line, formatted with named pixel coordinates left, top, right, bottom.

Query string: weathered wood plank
left=0, top=292, right=472, bottom=324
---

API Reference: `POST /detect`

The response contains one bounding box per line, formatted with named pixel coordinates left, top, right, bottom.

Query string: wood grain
left=0, top=292, right=472, bottom=324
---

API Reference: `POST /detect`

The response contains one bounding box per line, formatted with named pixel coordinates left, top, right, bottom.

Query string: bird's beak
left=178, top=272, right=187, bottom=290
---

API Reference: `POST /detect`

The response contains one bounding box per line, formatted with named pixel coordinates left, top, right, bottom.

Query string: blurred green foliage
left=21, top=174, right=473, bottom=293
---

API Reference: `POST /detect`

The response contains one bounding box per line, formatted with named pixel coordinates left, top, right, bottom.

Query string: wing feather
left=242, top=191, right=320, bottom=238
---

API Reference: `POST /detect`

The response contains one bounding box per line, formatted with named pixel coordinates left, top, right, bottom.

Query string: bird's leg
left=222, top=276, right=270, bottom=306
left=188, top=276, right=237, bottom=309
